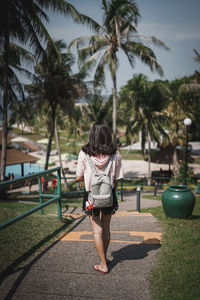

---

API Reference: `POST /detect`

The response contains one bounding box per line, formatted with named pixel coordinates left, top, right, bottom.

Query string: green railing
left=118, top=177, right=145, bottom=201
left=0, top=167, right=62, bottom=230
left=0, top=170, right=173, bottom=231
left=60, top=175, right=172, bottom=201
left=60, top=176, right=85, bottom=197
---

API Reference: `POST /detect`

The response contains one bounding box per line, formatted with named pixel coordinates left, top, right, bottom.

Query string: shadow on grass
left=189, top=215, right=200, bottom=220
left=0, top=221, right=70, bottom=283
left=0, top=216, right=86, bottom=299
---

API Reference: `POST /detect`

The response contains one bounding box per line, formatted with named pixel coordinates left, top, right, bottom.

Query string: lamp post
left=183, top=117, right=192, bottom=185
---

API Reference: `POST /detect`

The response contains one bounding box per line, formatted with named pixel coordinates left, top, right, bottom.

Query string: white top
left=76, top=150, right=124, bottom=191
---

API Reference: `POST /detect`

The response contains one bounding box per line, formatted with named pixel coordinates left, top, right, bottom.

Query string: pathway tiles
left=0, top=212, right=162, bottom=300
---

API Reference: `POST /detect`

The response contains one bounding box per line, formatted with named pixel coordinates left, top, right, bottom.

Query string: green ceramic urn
left=162, top=185, right=195, bottom=218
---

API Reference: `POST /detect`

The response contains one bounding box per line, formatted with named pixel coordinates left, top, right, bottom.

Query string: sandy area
left=122, top=160, right=200, bottom=177
left=31, top=150, right=200, bottom=178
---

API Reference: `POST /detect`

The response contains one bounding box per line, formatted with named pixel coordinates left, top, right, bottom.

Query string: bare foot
left=93, top=264, right=109, bottom=274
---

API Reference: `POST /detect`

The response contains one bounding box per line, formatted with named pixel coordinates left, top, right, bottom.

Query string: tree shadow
left=189, top=215, right=200, bottom=220
left=109, top=243, right=161, bottom=271
left=0, top=216, right=86, bottom=299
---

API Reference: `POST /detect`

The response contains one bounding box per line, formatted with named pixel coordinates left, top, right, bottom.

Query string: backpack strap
left=86, top=154, right=98, bottom=175
left=105, top=154, right=115, bottom=176
left=86, top=154, right=115, bottom=176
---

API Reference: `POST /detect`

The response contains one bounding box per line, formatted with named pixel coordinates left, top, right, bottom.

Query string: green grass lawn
left=119, top=149, right=144, bottom=160
left=144, top=195, right=200, bottom=300
left=0, top=201, right=72, bottom=279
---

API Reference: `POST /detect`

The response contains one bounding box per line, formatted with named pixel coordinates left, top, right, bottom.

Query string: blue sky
left=46, top=0, right=200, bottom=93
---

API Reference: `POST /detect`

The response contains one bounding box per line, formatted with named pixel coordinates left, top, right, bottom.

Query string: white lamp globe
left=184, top=118, right=192, bottom=126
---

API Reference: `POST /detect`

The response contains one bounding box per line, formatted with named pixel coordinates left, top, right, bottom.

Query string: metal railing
left=0, top=167, right=62, bottom=230
left=119, top=177, right=145, bottom=201
left=60, top=175, right=173, bottom=201
left=0, top=170, right=173, bottom=231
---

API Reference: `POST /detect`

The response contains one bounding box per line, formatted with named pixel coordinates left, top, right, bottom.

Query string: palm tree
left=179, top=76, right=200, bottom=142
left=9, top=101, right=27, bottom=133
left=119, top=74, right=170, bottom=179
left=164, top=79, right=189, bottom=178
left=0, top=42, right=34, bottom=178
left=54, top=119, right=68, bottom=188
left=0, top=0, right=91, bottom=180
left=70, top=0, right=169, bottom=144
left=27, top=40, right=87, bottom=170
left=81, top=91, right=112, bottom=124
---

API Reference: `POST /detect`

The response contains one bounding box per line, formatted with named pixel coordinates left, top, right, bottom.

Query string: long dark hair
left=82, top=122, right=117, bottom=156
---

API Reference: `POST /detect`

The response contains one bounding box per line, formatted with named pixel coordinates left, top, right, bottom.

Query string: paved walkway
left=0, top=194, right=163, bottom=300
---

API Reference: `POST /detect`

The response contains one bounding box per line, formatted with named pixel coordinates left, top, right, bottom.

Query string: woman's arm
left=114, top=179, right=118, bottom=188
left=76, top=176, right=84, bottom=190
left=76, top=151, right=85, bottom=182
left=76, top=175, right=84, bottom=182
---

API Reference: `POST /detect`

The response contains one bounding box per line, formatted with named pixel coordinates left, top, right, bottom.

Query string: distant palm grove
left=0, top=0, right=200, bottom=181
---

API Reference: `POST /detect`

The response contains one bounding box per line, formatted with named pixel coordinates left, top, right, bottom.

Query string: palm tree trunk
left=1, top=29, right=9, bottom=181
left=125, top=137, right=135, bottom=158
left=55, top=120, right=67, bottom=188
left=147, top=131, right=151, bottom=185
left=173, top=146, right=179, bottom=180
left=112, top=54, right=117, bottom=145
left=45, top=106, right=56, bottom=170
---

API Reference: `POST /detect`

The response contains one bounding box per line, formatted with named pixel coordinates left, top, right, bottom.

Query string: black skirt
left=82, top=189, right=118, bottom=216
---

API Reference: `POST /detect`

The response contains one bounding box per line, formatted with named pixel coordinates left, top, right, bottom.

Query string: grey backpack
left=87, top=154, right=115, bottom=209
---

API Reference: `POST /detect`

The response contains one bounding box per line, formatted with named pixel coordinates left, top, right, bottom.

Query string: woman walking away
left=76, top=122, right=123, bottom=274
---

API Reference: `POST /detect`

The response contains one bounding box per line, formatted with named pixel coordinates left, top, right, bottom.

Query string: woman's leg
left=89, top=215, right=108, bottom=273
left=101, top=213, right=112, bottom=259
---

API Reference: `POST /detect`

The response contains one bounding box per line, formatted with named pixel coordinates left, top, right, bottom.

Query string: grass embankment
left=144, top=195, right=200, bottom=300
left=0, top=201, right=72, bottom=278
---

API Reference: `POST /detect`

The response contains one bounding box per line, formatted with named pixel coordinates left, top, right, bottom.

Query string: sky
left=45, top=0, right=200, bottom=93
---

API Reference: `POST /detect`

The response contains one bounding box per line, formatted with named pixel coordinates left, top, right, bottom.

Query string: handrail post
left=38, top=176, right=44, bottom=215
left=136, top=185, right=141, bottom=212
left=121, top=179, right=123, bottom=201
left=57, top=168, right=62, bottom=220
left=154, top=181, right=158, bottom=197
left=141, top=178, right=144, bottom=191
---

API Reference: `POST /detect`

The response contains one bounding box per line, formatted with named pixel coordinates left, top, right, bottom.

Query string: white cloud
left=48, top=26, right=90, bottom=42
left=138, top=22, right=200, bottom=42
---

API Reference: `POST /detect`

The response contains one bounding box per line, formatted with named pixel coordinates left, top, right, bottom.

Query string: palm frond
left=93, top=51, right=110, bottom=88
left=37, top=0, right=82, bottom=23
left=135, top=35, right=170, bottom=51
left=103, top=0, right=140, bottom=32
left=69, top=36, right=90, bottom=50
left=25, top=20, right=46, bottom=59
left=126, top=41, right=164, bottom=76
left=121, top=43, right=135, bottom=68
left=80, top=14, right=105, bottom=35
left=193, top=48, right=200, bottom=64
left=9, top=43, right=35, bottom=66
left=77, top=37, right=108, bottom=66
left=13, top=65, right=37, bottom=82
